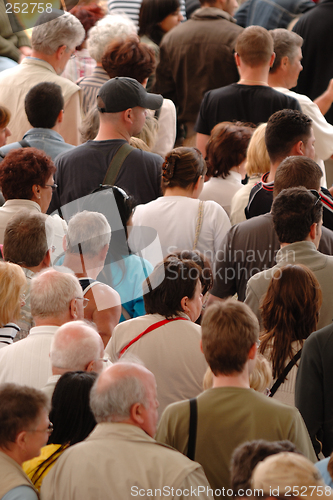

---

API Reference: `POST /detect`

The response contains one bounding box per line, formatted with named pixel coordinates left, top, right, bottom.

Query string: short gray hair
left=50, top=321, right=102, bottom=370
left=87, top=14, right=136, bottom=63
left=30, top=269, right=82, bottom=319
left=66, top=211, right=111, bottom=257
left=90, top=364, right=148, bottom=423
left=270, top=29, right=303, bottom=74
left=32, top=12, right=85, bottom=55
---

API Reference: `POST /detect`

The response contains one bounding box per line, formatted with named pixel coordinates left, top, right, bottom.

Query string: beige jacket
left=0, top=450, right=39, bottom=499
left=0, top=58, right=81, bottom=145
left=41, top=423, right=211, bottom=500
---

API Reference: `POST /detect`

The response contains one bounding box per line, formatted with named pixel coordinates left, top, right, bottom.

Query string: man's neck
left=63, top=253, right=102, bottom=280
left=94, top=122, right=130, bottom=142
left=212, top=370, right=250, bottom=389
left=268, top=72, right=289, bottom=90
left=30, top=50, right=57, bottom=72
left=238, top=67, right=270, bottom=86
left=266, top=162, right=279, bottom=183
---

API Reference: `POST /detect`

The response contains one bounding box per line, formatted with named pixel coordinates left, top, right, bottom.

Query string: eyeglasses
left=309, top=189, right=321, bottom=206
left=28, top=422, right=53, bottom=435
left=75, top=297, right=89, bottom=308
left=44, top=183, right=58, bottom=192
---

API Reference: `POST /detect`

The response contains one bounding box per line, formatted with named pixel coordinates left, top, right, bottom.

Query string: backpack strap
left=269, top=349, right=302, bottom=397
left=103, top=143, right=134, bottom=186
left=187, top=398, right=197, bottom=461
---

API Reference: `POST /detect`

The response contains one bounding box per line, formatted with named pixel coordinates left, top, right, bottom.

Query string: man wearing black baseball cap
left=48, top=77, right=164, bottom=214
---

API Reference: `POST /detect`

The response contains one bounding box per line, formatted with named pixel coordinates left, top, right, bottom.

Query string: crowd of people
left=1, top=0, right=333, bottom=498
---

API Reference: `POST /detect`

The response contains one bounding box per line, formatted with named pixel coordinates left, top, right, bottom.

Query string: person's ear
left=123, top=108, right=133, bottom=125
left=248, top=342, right=257, bottom=360
left=180, top=295, right=189, bottom=314
left=269, top=52, right=276, bottom=68
left=56, top=45, right=66, bottom=60
left=70, top=297, right=79, bottom=320
left=290, top=139, right=304, bottom=156
left=57, top=110, right=64, bottom=124
left=234, top=52, right=241, bottom=67
left=32, top=184, right=41, bottom=200
left=42, top=249, right=51, bottom=268
left=309, top=221, right=318, bottom=241
left=130, top=402, right=144, bottom=425
left=16, top=430, right=28, bottom=451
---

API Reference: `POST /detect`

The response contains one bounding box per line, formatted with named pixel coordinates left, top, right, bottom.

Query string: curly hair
left=0, top=148, right=56, bottom=201
left=102, top=35, right=156, bottom=84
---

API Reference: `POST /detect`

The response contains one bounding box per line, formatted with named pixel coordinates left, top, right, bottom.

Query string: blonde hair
left=249, top=353, right=272, bottom=393
left=0, top=261, right=26, bottom=326
left=203, top=353, right=272, bottom=393
left=246, top=123, right=270, bottom=177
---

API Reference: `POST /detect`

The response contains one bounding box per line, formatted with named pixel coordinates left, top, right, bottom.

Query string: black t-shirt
left=48, top=140, right=163, bottom=215
left=195, top=83, right=302, bottom=135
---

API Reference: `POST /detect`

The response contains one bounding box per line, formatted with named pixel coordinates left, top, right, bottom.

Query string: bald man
left=42, top=363, right=211, bottom=500
left=42, top=320, right=106, bottom=402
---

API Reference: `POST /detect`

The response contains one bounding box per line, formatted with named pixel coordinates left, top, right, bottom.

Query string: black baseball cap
left=97, top=77, right=163, bottom=113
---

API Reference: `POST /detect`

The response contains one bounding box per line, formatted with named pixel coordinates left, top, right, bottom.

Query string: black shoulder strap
left=269, top=349, right=302, bottom=397
left=187, top=398, right=197, bottom=461
left=103, top=143, right=134, bottom=186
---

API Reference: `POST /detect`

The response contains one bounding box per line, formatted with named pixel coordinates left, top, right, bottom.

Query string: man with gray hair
left=42, top=320, right=106, bottom=401
left=0, top=268, right=85, bottom=389
left=63, top=210, right=121, bottom=347
left=41, top=362, right=211, bottom=499
left=0, top=10, right=85, bottom=145
left=268, top=28, right=333, bottom=186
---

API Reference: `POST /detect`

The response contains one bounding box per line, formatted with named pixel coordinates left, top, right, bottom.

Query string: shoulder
left=128, top=148, right=163, bottom=166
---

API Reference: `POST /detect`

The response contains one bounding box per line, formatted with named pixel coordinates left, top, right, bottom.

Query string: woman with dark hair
left=259, top=264, right=322, bottom=406
left=62, top=3, right=105, bottom=82
left=23, top=371, right=97, bottom=490
left=105, top=254, right=207, bottom=415
left=139, top=0, right=183, bottom=48
left=101, top=34, right=176, bottom=157
left=200, top=121, right=254, bottom=216
left=0, top=148, right=66, bottom=262
left=132, top=147, right=231, bottom=266
left=0, top=105, right=11, bottom=147
left=81, top=185, right=154, bottom=322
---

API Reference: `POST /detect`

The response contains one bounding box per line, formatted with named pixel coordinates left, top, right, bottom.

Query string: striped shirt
left=77, top=67, right=109, bottom=116
left=107, top=0, right=187, bottom=26
left=0, top=323, right=20, bottom=348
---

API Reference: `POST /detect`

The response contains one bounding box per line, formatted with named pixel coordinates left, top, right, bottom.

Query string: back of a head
left=235, top=26, right=274, bottom=67
left=246, top=123, right=270, bottom=177
left=138, top=0, right=180, bottom=37
left=201, top=300, right=259, bottom=376
left=162, top=147, right=206, bottom=192
left=272, top=187, right=323, bottom=244
left=265, top=109, right=312, bottom=164
left=143, top=255, right=202, bottom=319
left=251, top=452, right=326, bottom=497
left=49, top=371, right=97, bottom=446
left=89, top=362, right=148, bottom=423
left=87, top=14, right=136, bottom=63
left=31, top=10, right=85, bottom=55
left=0, top=383, right=49, bottom=450
left=273, top=156, right=322, bottom=198
left=69, top=3, right=105, bottom=50
left=66, top=210, right=111, bottom=257
left=25, top=82, right=64, bottom=129
left=206, top=122, right=253, bottom=178
left=30, top=269, right=82, bottom=320
left=0, top=261, right=26, bottom=328
left=0, top=147, right=56, bottom=202
left=4, top=211, right=49, bottom=268
left=50, top=321, right=103, bottom=372
left=231, top=440, right=299, bottom=494
left=0, top=105, right=10, bottom=129
left=101, top=35, right=156, bottom=84
left=270, top=28, right=303, bottom=74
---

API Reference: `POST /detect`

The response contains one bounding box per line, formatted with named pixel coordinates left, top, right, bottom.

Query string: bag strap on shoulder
left=103, top=143, right=134, bottom=186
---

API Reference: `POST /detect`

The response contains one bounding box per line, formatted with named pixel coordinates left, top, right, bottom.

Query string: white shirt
left=199, top=171, right=243, bottom=217
left=132, top=195, right=231, bottom=266
left=230, top=175, right=262, bottom=225
left=274, top=86, right=333, bottom=188
left=0, top=325, right=58, bottom=389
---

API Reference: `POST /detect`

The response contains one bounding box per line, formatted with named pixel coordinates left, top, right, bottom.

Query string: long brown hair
left=259, top=264, right=322, bottom=380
